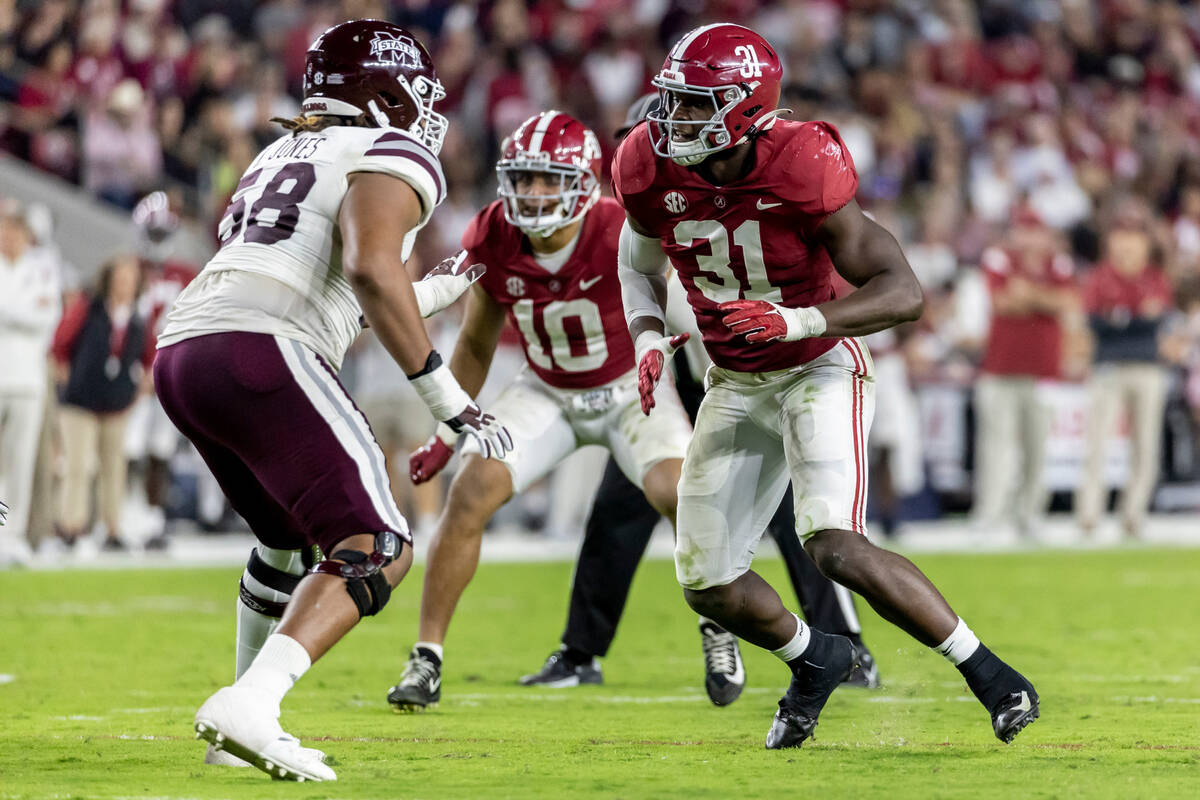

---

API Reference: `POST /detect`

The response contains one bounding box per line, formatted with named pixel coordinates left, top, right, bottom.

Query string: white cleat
left=194, top=686, right=336, bottom=782
left=204, top=743, right=250, bottom=767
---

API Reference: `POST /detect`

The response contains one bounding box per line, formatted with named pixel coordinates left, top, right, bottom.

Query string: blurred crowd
left=7, top=0, right=1200, bottom=562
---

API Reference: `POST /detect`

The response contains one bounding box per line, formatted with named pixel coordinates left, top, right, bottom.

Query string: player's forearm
left=618, top=220, right=670, bottom=342
left=349, top=267, right=437, bottom=375
left=448, top=335, right=494, bottom=399
left=816, top=268, right=924, bottom=337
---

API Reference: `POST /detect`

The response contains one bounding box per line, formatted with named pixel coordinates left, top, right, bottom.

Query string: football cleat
left=519, top=648, right=603, bottom=688
left=387, top=646, right=443, bottom=712
left=194, top=686, right=336, bottom=782
left=699, top=621, right=745, bottom=706
left=992, top=687, right=1040, bottom=743
left=204, top=743, right=250, bottom=767
left=841, top=644, right=881, bottom=689
left=765, top=635, right=857, bottom=750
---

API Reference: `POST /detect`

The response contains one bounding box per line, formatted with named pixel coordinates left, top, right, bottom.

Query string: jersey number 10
left=218, top=163, right=318, bottom=247
left=512, top=298, right=609, bottom=373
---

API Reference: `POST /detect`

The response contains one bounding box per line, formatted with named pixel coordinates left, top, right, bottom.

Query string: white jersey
left=158, top=125, right=445, bottom=369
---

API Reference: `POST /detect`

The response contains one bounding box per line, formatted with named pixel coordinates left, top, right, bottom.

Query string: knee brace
left=310, top=531, right=403, bottom=618
left=238, top=546, right=307, bottom=618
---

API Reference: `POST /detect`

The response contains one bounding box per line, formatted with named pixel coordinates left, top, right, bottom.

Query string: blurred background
left=4, top=0, right=1200, bottom=566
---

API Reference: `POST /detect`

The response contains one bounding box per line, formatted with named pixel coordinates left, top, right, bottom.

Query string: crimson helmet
left=301, top=19, right=448, bottom=153
left=648, top=24, right=783, bottom=165
left=132, top=191, right=178, bottom=243
left=496, top=111, right=602, bottom=238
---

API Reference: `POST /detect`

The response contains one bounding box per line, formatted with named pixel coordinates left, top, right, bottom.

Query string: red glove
left=636, top=332, right=689, bottom=415
left=718, top=299, right=826, bottom=343
left=409, top=435, right=453, bottom=484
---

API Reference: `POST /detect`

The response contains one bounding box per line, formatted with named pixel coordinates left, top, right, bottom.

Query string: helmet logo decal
left=663, top=191, right=688, bottom=214
left=369, top=31, right=421, bottom=69
left=735, top=44, right=764, bottom=78
left=507, top=276, right=526, bottom=297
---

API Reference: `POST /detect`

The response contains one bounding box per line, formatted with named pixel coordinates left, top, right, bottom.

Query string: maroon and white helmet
left=496, top=111, right=602, bottom=238
left=648, top=23, right=783, bottom=165
left=301, top=19, right=448, bottom=153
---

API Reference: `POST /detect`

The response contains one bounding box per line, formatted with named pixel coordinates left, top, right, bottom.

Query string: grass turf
left=1, top=547, right=1198, bottom=799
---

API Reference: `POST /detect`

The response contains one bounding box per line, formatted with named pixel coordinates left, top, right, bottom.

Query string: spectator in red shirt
left=1076, top=225, right=1175, bottom=538
left=51, top=254, right=154, bottom=550
left=973, top=209, right=1079, bottom=534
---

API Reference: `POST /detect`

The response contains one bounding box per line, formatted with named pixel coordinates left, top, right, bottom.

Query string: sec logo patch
left=506, top=275, right=526, bottom=297
left=663, top=191, right=688, bottom=215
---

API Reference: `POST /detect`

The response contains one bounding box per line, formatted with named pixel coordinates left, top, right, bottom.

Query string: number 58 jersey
left=464, top=198, right=635, bottom=390
left=158, top=126, right=445, bottom=369
left=612, top=118, right=858, bottom=374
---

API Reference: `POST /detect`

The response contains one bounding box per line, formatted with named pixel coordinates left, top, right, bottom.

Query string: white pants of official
left=675, top=339, right=876, bottom=590
left=0, top=389, right=47, bottom=542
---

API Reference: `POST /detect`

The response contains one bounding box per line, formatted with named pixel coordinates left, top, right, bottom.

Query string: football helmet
left=132, top=191, right=178, bottom=243
left=648, top=23, right=783, bottom=165
left=496, top=110, right=602, bottom=238
left=301, top=19, right=448, bottom=153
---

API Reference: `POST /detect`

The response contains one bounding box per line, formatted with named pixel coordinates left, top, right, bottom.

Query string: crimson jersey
left=612, top=119, right=858, bottom=373
left=464, top=197, right=636, bottom=390
left=140, top=258, right=199, bottom=336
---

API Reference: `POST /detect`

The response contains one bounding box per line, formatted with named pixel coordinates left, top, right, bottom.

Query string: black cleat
left=841, top=645, right=881, bottom=689
left=519, top=649, right=602, bottom=687
left=700, top=621, right=745, bottom=706
left=765, top=635, right=857, bottom=750
left=992, top=687, right=1040, bottom=743
left=387, top=647, right=442, bottom=712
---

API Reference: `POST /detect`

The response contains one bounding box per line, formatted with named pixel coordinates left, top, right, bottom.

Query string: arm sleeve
left=617, top=220, right=669, bottom=329
left=51, top=297, right=88, bottom=364
left=350, top=131, right=446, bottom=227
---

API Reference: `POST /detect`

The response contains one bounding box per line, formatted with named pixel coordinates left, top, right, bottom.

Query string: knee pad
left=310, top=531, right=403, bottom=618
left=239, top=546, right=307, bottom=618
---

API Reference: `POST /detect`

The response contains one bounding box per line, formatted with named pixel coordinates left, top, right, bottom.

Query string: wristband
left=408, top=354, right=472, bottom=421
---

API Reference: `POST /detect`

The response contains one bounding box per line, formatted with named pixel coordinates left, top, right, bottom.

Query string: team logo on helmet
left=506, top=276, right=526, bottom=297
left=369, top=31, right=422, bottom=69
left=663, top=191, right=688, bottom=215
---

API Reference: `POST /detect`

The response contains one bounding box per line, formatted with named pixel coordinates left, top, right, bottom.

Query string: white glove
left=413, top=250, right=485, bottom=318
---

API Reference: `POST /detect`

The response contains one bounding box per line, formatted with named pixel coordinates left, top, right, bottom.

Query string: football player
left=124, top=191, right=198, bottom=548
left=386, top=110, right=703, bottom=711
left=154, top=21, right=511, bottom=781
left=525, top=94, right=881, bottom=707
left=615, top=24, right=1039, bottom=748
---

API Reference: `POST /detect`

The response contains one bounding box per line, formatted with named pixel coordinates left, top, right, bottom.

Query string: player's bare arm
left=339, top=171, right=437, bottom=374
left=810, top=199, right=925, bottom=336
left=448, top=282, right=507, bottom=399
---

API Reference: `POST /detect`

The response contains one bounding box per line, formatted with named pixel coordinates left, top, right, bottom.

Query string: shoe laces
left=399, top=653, right=439, bottom=688
left=701, top=628, right=739, bottom=675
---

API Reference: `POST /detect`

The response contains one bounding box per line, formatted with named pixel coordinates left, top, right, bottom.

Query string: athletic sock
left=414, top=641, right=444, bottom=667
left=234, top=603, right=279, bottom=679
left=933, top=617, right=981, bottom=665
left=234, top=633, right=311, bottom=709
left=234, top=546, right=306, bottom=678
left=770, top=613, right=824, bottom=671
left=561, top=645, right=594, bottom=667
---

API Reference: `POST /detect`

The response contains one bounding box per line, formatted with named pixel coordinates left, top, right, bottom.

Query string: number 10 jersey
left=612, top=118, right=858, bottom=374
left=158, top=126, right=445, bottom=369
left=464, top=197, right=635, bottom=390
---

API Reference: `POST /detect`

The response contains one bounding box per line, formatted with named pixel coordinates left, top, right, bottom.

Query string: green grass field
left=2, top=547, right=1198, bottom=799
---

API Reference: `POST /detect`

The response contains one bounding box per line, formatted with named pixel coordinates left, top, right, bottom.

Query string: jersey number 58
left=218, top=163, right=318, bottom=248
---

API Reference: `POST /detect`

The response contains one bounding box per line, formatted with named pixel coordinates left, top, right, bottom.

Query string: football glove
left=717, top=299, right=826, bottom=343
left=635, top=331, right=689, bottom=416
left=413, top=250, right=485, bottom=318
left=444, top=403, right=515, bottom=462
left=409, top=424, right=456, bottom=484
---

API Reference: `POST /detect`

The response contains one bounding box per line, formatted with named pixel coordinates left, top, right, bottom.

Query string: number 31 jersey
left=464, top=197, right=635, bottom=390
left=158, top=125, right=445, bottom=369
left=612, top=118, right=857, bottom=374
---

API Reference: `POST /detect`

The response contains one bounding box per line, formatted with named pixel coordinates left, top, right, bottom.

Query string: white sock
left=770, top=614, right=812, bottom=663
left=235, top=602, right=279, bottom=679
left=414, top=640, right=444, bottom=662
left=934, top=617, right=981, bottom=666
left=234, top=633, right=311, bottom=708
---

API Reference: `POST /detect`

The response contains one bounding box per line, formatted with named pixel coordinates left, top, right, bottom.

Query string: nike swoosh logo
left=429, top=676, right=441, bottom=692
left=1013, top=691, right=1031, bottom=712
left=756, top=199, right=782, bottom=210
left=803, top=660, right=825, bottom=670
left=579, top=275, right=602, bottom=290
